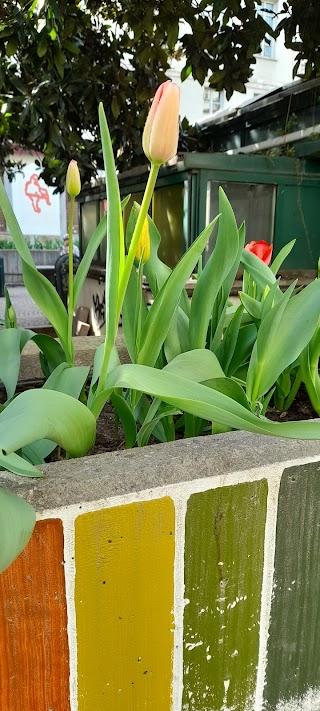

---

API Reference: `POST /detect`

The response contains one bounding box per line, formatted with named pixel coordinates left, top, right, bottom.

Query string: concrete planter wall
left=1, top=249, right=60, bottom=285
left=1, top=431, right=320, bottom=710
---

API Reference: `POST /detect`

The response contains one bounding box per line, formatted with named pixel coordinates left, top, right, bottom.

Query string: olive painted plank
left=0, top=519, right=70, bottom=711
left=75, top=497, right=175, bottom=711
left=183, top=480, right=268, bottom=711
left=264, top=461, right=320, bottom=709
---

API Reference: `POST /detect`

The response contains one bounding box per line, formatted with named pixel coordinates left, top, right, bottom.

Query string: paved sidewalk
left=0, top=285, right=51, bottom=331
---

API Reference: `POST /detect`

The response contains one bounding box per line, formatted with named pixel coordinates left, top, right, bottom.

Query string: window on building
left=203, top=87, right=222, bottom=115
left=259, top=2, right=276, bottom=59
left=205, top=181, right=276, bottom=262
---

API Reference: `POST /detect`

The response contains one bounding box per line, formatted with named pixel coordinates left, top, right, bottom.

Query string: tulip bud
left=142, top=81, right=180, bottom=166
left=8, top=305, right=14, bottom=324
left=7, top=304, right=16, bottom=328
left=135, top=218, right=151, bottom=263
left=66, top=160, right=81, bottom=198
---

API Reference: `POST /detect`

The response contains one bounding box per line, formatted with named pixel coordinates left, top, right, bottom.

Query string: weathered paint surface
left=0, top=519, right=70, bottom=711
left=75, top=497, right=175, bottom=711
left=183, top=480, right=268, bottom=711
left=264, top=461, right=320, bottom=710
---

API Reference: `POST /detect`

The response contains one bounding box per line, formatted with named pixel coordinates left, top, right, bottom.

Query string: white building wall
left=3, top=150, right=67, bottom=240
left=168, top=14, right=296, bottom=124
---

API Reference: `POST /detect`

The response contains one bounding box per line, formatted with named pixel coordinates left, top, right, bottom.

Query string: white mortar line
left=36, top=451, right=320, bottom=522
left=171, top=492, right=188, bottom=711
left=254, top=465, right=283, bottom=711
left=61, top=512, right=78, bottom=711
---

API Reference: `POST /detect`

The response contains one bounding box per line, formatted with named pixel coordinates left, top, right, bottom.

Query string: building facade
left=1, top=149, right=78, bottom=245
left=167, top=2, right=296, bottom=124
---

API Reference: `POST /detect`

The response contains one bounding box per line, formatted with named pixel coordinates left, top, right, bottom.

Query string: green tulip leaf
left=240, top=249, right=276, bottom=291
left=239, top=293, right=262, bottom=321
left=217, top=304, right=245, bottom=374
left=32, top=334, right=67, bottom=377
left=164, top=348, right=225, bottom=381
left=21, top=259, right=69, bottom=355
left=0, top=450, right=44, bottom=477
left=138, top=403, right=181, bottom=447
left=164, top=306, right=190, bottom=362
left=189, top=188, right=239, bottom=349
left=43, top=362, right=90, bottom=399
left=247, top=278, right=320, bottom=403
left=0, top=488, right=36, bottom=573
left=110, top=392, right=137, bottom=449
left=104, top=363, right=320, bottom=440
left=210, top=221, right=246, bottom=353
left=137, top=215, right=220, bottom=367
left=0, top=389, right=96, bottom=461
left=98, top=103, right=123, bottom=375
left=88, top=342, right=120, bottom=407
left=0, top=329, right=24, bottom=400
left=270, top=239, right=296, bottom=275
left=73, top=215, right=107, bottom=306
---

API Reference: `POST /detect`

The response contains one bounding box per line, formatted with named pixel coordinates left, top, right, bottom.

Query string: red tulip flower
left=244, top=240, right=273, bottom=266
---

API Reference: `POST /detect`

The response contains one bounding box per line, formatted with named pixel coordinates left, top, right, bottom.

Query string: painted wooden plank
left=264, top=461, right=320, bottom=710
left=183, top=480, right=268, bottom=711
left=75, top=497, right=175, bottom=711
left=0, top=519, right=70, bottom=711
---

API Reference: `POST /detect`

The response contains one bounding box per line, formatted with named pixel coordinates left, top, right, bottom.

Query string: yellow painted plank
left=75, top=497, right=175, bottom=711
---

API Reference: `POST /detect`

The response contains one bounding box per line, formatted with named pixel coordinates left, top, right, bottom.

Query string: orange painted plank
left=75, top=497, right=175, bottom=711
left=0, top=519, right=70, bottom=711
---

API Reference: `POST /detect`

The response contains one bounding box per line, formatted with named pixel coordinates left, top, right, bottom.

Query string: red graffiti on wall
left=24, top=174, right=51, bottom=214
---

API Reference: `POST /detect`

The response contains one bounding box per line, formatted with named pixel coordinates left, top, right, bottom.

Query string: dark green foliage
left=0, top=1, right=311, bottom=189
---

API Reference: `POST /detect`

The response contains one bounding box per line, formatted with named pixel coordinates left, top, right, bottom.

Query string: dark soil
left=89, top=403, right=127, bottom=455
left=266, top=385, right=318, bottom=423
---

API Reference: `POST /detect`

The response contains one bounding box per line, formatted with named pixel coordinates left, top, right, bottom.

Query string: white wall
left=168, top=25, right=296, bottom=123
left=4, top=150, right=67, bottom=238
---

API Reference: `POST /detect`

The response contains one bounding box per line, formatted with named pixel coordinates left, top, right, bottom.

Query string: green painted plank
left=183, top=480, right=268, bottom=711
left=264, top=461, right=320, bottom=710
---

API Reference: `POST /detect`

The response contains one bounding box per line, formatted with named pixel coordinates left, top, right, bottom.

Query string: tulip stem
left=117, top=162, right=159, bottom=322
left=67, top=197, right=75, bottom=365
left=94, top=163, right=159, bottom=402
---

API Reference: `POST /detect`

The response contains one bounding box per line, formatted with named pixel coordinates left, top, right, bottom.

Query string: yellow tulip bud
left=135, top=219, right=151, bottom=263
left=66, top=160, right=81, bottom=198
left=142, top=81, right=180, bottom=166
